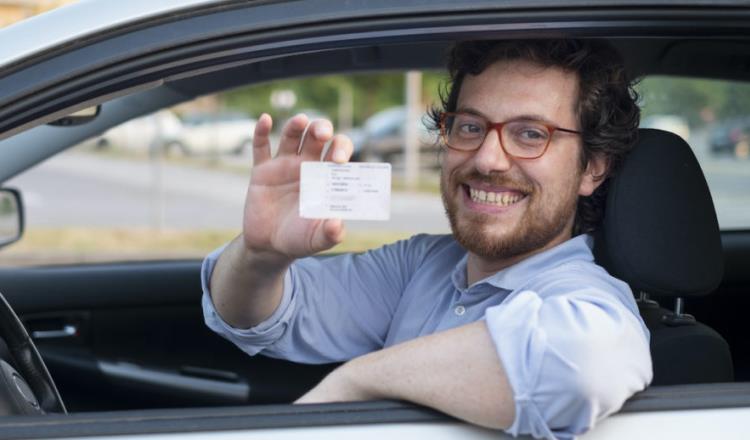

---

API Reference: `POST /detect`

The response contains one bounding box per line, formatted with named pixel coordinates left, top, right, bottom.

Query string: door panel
left=0, top=261, right=335, bottom=412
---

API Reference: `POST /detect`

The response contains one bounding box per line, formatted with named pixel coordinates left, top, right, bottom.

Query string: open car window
left=1, top=72, right=451, bottom=266
left=3, top=74, right=749, bottom=267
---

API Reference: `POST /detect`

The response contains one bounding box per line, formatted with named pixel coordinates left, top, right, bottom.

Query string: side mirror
left=48, top=106, right=101, bottom=127
left=0, top=189, right=23, bottom=248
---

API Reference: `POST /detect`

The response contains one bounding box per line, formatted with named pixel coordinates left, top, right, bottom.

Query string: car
left=359, top=106, right=437, bottom=165
left=640, top=114, right=691, bottom=142
left=708, top=116, right=750, bottom=158
left=176, top=112, right=256, bottom=156
left=93, top=109, right=183, bottom=154
left=95, top=110, right=256, bottom=156
left=0, top=1, right=750, bottom=439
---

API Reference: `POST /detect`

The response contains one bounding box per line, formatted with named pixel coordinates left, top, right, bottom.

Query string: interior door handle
left=99, top=361, right=249, bottom=403
left=31, top=325, right=77, bottom=339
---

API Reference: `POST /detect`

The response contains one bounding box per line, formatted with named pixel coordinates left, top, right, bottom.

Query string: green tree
left=219, top=71, right=447, bottom=129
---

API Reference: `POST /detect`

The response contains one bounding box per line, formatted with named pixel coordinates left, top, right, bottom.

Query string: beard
left=441, top=168, right=580, bottom=261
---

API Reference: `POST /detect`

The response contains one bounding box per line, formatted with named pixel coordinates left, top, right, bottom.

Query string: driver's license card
left=299, top=162, right=391, bottom=220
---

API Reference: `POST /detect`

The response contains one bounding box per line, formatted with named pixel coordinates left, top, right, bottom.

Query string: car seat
left=593, top=128, right=734, bottom=385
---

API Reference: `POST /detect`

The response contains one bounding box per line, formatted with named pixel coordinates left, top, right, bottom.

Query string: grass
left=0, top=227, right=415, bottom=266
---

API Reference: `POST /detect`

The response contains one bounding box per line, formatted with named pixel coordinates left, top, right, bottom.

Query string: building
left=0, top=0, right=76, bottom=28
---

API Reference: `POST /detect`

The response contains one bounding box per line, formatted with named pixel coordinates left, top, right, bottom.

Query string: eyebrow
left=456, top=106, right=564, bottom=127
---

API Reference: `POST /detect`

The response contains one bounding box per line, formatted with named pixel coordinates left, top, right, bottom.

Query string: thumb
left=310, top=218, right=345, bottom=252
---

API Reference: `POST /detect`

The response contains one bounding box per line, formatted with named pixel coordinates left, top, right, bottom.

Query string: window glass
left=637, top=76, right=750, bottom=230
left=1, top=72, right=450, bottom=266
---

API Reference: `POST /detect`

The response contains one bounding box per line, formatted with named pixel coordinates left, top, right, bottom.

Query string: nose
left=473, top=127, right=512, bottom=175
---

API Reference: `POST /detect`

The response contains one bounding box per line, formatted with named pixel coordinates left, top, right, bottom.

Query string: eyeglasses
left=439, top=112, right=581, bottom=159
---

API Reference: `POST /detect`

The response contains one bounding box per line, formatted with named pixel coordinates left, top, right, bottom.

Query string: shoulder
left=401, top=233, right=461, bottom=254
left=529, top=258, right=631, bottom=298
left=396, top=233, right=464, bottom=267
left=510, top=258, right=641, bottom=324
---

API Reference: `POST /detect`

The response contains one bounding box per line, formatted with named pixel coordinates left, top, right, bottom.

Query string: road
left=6, top=150, right=451, bottom=234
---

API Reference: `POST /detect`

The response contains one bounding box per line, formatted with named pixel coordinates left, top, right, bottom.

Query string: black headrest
left=594, top=128, right=723, bottom=297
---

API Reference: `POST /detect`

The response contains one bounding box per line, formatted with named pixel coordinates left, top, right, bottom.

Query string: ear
left=578, top=154, right=608, bottom=196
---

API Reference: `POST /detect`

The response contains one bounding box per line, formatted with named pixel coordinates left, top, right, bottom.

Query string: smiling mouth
left=465, top=185, right=527, bottom=207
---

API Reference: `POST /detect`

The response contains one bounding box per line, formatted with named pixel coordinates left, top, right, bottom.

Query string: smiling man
left=202, top=40, right=653, bottom=440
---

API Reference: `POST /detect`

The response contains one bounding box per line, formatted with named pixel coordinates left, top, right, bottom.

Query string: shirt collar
left=451, top=234, right=595, bottom=292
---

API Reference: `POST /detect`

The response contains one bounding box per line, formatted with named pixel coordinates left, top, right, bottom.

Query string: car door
left=0, top=261, right=335, bottom=412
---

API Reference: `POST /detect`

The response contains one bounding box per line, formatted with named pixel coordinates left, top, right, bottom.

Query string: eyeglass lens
left=443, top=113, right=551, bottom=158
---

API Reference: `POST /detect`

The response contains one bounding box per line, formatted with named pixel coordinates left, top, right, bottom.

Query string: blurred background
left=0, top=0, right=74, bottom=27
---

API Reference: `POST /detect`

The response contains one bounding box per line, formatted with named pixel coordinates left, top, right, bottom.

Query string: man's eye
left=522, top=129, right=546, bottom=139
left=514, top=126, right=549, bottom=143
left=457, top=123, right=483, bottom=136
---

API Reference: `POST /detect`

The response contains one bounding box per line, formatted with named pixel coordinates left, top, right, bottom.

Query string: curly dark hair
left=427, top=39, right=640, bottom=235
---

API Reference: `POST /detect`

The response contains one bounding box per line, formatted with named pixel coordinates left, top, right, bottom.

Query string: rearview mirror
left=0, top=189, right=24, bottom=248
left=48, top=106, right=101, bottom=127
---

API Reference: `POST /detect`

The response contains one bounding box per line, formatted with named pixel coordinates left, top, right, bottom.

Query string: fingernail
left=333, top=148, right=346, bottom=162
left=314, top=123, right=332, bottom=139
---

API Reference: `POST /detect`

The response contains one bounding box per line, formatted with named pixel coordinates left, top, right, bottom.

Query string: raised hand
left=242, top=113, right=354, bottom=259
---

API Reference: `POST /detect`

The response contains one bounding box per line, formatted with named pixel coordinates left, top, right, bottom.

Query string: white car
left=175, top=112, right=256, bottom=156
left=96, top=111, right=255, bottom=156
left=0, top=1, right=749, bottom=439
left=95, top=109, right=183, bottom=154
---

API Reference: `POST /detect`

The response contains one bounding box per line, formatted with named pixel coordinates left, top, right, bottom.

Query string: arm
left=296, top=320, right=515, bottom=430
left=208, top=235, right=292, bottom=328
left=208, top=113, right=353, bottom=329
left=297, top=290, right=652, bottom=437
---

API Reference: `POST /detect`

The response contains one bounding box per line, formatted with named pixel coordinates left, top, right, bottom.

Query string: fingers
left=251, top=114, right=273, bottom=165
left=308, top=218, right=345, bottom=253
left=322, top=134, right=354, bottom=164
left=299, top=119, right=334, bottom=161
left=276, top=114, right=310, bottom=155
left=324, top=218, right=346, bottom=246
left=259, top=113, right=345, bottom=164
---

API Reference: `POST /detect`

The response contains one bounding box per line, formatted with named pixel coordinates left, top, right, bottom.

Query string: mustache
left=452, top=170, right=534, bottom=194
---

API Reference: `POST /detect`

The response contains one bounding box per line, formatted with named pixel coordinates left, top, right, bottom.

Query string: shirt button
left=454, top=305, right=466, bottom=316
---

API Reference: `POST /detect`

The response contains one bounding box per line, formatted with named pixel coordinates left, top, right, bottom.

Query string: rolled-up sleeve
left=485, top=289, right=652, bottom=440
left=201, top=236, right=438, bottom=363
left=202, top=244, right=296, bottom=356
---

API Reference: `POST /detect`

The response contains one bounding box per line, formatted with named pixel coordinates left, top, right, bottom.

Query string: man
left=202, top=39, right=652, bottom=439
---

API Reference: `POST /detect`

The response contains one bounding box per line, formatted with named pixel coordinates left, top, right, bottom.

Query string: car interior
left=1, top=4, right=750, bottom=435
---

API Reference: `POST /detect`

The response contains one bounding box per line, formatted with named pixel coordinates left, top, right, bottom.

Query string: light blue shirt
left=202, top=234, right=653, bottom=440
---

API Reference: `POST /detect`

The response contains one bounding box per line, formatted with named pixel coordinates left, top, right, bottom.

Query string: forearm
left=297, top=321, right=515, bottom=430
left=209, top=234, right=293, bottom=328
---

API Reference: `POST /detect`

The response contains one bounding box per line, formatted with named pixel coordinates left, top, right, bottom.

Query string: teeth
left=469, top=187, right=524, bottom=206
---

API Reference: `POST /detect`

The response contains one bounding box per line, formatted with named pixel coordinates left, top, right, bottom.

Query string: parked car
left=95, top=110, right=183, bottom=154
left=359, top=106, right=437, bottom=164
left=641, top=114, right=691, bottom=142
left=96, top=111, right=255, bottom=156
left=709, top=116, right=750, bottom=158
left=0, top=1, right=749, bottom=439
left=176, top=112, right=256, bottom=156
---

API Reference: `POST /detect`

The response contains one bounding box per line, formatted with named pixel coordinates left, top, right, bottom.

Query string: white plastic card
left=299, top=162, right=391, bottom=220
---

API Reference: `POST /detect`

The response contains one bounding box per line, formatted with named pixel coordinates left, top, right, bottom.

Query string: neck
left=465, top=230, right=574, bottom=286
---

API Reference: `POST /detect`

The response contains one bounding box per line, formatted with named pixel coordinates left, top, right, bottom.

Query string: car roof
left=1, top=0, right=746, bottom=70
left=0, top=0, right=215, bottom=67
